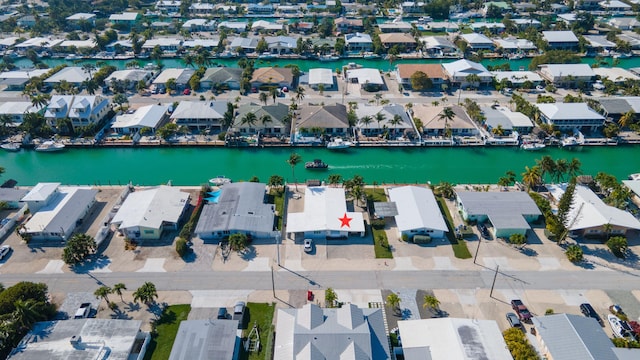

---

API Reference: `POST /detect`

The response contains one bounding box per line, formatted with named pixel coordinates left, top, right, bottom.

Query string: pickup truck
left=511, top=299, right=532, bottom=322
left=74, top=303, right=91, bottom=319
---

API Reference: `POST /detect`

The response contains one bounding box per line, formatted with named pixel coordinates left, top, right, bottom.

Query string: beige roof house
left=412, top=104, right=477, bottom=135
left=250, top=67, right=294, bottom=89
left=296, top=104, right=348, bottom=136
left=378, top=33, right=417, bottom=48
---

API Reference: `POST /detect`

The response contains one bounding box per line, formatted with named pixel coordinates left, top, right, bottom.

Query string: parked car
left=74, top=303, right=91, bottom=319
left=233, top=301, right=245, bottom=327
left=511, top=299, right=532, bottom=322
left=217, top=307, right=228, bottom=319
left=506, top=312, right=523, bottom=329
left=183, top=88, right=191, bottom=95
left=304, top=239, right=313, bottom=253
left=0, top=245, right=11, bottom=260
left=478, top=224, right=491, bottom=240
left=580, top=303, right=604, bottom=326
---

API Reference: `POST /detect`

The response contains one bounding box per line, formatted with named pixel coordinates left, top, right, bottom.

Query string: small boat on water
left=209, top=176, right=232, bottom=186
left=520, top=142, right=545, bottom=151
left=65, top=54, right=82, bottom=60
left=319, top=55, right=340, bottom=62
left=327, top=138, right=353, bottom=150
left=363, top=53, right=381, bottom=59
left=1, top=143, right=21, bottom=152
left=35, top=141, right=65, bottom=152
left=561, top=136, right=584, bottom=147
left=628, top=173, right=640, bottom=181
left=305, top=159, right=329, bottom=169
left=258, top=52, right=276, bottom=60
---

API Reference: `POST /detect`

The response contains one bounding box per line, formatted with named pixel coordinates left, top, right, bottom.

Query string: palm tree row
left=535, top=155, right=582, bottom=183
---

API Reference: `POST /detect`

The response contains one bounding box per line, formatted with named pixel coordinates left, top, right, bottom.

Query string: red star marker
left=339, top=213, right=353, bottom=228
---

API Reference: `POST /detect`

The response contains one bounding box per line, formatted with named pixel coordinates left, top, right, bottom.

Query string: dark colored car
left=506, top=312, right=523, bottom=329
left=511, top=299, right=532, bottom=322
left=478, top=223, right=491, bottom=239
left=217, top=307, right=228, bottom=319
left=580, top=303, right=604, bottom=326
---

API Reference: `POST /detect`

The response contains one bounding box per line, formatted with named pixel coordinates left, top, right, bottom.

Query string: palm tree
left=423, top=294, right=441, bottom=315
left=360, top=115, right=373, bottom=135
left=133, top=282, right=158, bottom=305
left=536, top=155, right=556, bottom=183
left=374, top=112, right=386, bottom=133
left=386, top=292, right=401, bottom=315
left=438, top=107, right=455, bottom=138
left=567, top=158, right=582, bottom=178
left=390, top=114, right=403, bottom=136
left=81, top=63, right=96, bottom=81
left=374, top=93, right=383, bottom=105
left=522, top=165, right=542, bottom=191
left=30, top=93, right=50, bottom=109
left=328, top=174, right=343, bottom=187
left=269, top=87, right=279, bottom=104
left=182, top=53, right=194, bottom=68
left=287, top=153, right=302, bottom=191
left=94, top=285, right=112, bottom=304
left=618, top=110, right=634, bottom=128
left=294, top=86, right=305, bottom=104
left=318, top=83, right=325, bottom=96
left=465, top=74, right=481, bottom=90
left=554, top=159, right=568, bottom=183
left=113, top=283, right=127, bottom=302
left=11, top=299, right=44, bottom=331
left=435, top=181, right=455, bottom=199
left=259, top=92, right=268, bottom=106
left=240, top=112, right=258, bottom=131
left=260, top=114, right=272, bottom=129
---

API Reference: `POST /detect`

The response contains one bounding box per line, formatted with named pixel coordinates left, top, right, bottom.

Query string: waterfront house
left=396, top=64, right=447, bottom=90
left=233, top=102, right=289, bottom=135
left=44, top=67, right=92, bottom=89
left=491, top=70, right=543, bottom=88
left=156, top=0, right=181, bottom=13
left=482, top=1, right=511, bottom=15
left=183, top=39, right=218, bottom=51
left=412, top=104, right=478, bottom=138
left=182, top=19, right=216, bottom=32
left=218, top=21, right=248, bottom=33
left=251, top=20, right=284, bottom=33
left=493, top=38, right=537, bottom=53
left=0, top=69, right=49, bottom=91
left=274, top=303, right=389, bottom=360
left=537, top=63, right=596, bottom=87
left=295, top=104, right=349, bottom=138
left=387, top=186, right=448, bottom=240
left=532, top=314, right=627, bottom=360
left=109, top=12, right=141, bottom=28
left=583, top=35, right=616, bottom=53
left=592, top=67, right=640, bottom=84
left=65, top=13, right=96, bottom=29
left=250, top=67, right=294, bottom=90
left=397, top=318, right=513, bottom=360
left=401, top=1, right=427, bottom=14
left=548, top=184, right=640, bottom=238
left=169, top=320, right=239, bottom=360
left=199, top=67, right=242, bottom=91
left=22, top=183, right=98, bottom=241
left=470, top=22, right=505, bottom=34
left=44, top=95, right=110, bottom=130
left=105, top=69, right=154, bottom=91
left=105, top=39, right=133, bottom=54
left=0, top=36, right=17, bottom=51
left=189, top=2, right=216, bottom=16
left=14, top=37, right=63, bottom=52
left=442, top=59, right=492, bottom=88
left=335, top=17, right=364, bottom=33
left=512, top=18, right=541, bottom=29
left=378, top=33, right=417, bottom=51
left=265, top=36, right=297, bottom=54
left=44, top=96, right=73, bottom=126
left=575, top=0, right=602, bottom=10
left=276, top=5, right=302, bottom=17
left=617, top=32, right=640, bottom=50
left=599, top=0, right=631, bottom=12
left=456, top=191, right=542, bottom=238
left=608, top=17, right=640, bottom=31
left=194, top=182, right=275, bottom=241
left=550, top=3, right=570, bottom=13
left=11, top=319, right=149, bottom=360
left=153, top=68, right=195, bottom=91
left=0, top=102, right=42, bottom=125
left=142, top=38, right=182, bottom=53
left=535, top=103, right=604, bottom=131
left=355, top=104, right=414, bottom=137
left=170, top=100, right=227, bottom=132
left=420, top=36, right=457, bottom=56
left=345, top=32, right=373, bottom=53
left=16, top=15, right=35, bottom=28
left=111, top=105, right=169, bottom=135
left=345, top=68, right=385, bottom=91
left=308, top=68, right=335, bottom=90
left=246, top=3, right=274, bottom=16
left=482, top=106, right=534, bottom=135
left=378, top=21, right=413, bottom=33
left=58, top=39, right=97, bottom=52
left=0, top=188, right=28, bottom=209
left=229, top=37, right=258, bottom=53
left=111, top=185, right=190, bottom=241
left=427, top=21, right=460, bottom=33
left=542, top=30, right=579, bottom=50
left=599, top=97, right=640, bottom=120
left=460, top=33, right=494, bottom=50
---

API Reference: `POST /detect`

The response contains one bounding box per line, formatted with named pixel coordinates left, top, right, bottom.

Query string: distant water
left=1, top=146, right=639, bottom=186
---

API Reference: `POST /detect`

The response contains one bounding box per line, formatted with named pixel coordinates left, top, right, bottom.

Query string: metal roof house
left=233, top=102, right=290, bottom=135
left=460, top=33, right=494, bottom=50
left=274, top=303, right=390, bottom=360
left=194, top=182, right=275, bottom=241
left=537, top=64, right=596, bottom=87
left=346, top=68, right=385, bottom=91
left=456, top=191, right=542, bottom=238
left=111, top=186, right=190, bottom=240
left=111, top=105, right=169, bottom=135
left=442, top=59, right=492, bottom=87
left=169, top=319, right=240, bottom=360
left=397, top=318, right=513, bottom=360
left=532, top=314, right=623, bottom=360
left=355, top=104, right=415, bottom=136
left=9, top=319, right=149, bottom=360
left=170, top=100, right=228, bottom=132
left=22, top=184, right=98, bottom=241
left=308, top=68, right=334, bottom=90
left=482, top=105, right=534, bottom=134
left=535, top=103, right=605, bottom=132
left=0, top=188, right=28, bottom=209
left=44, top=67, right=92, bottom=87
left=387, top=186, right=448, bottom=240
left=542, top=30, right=579, bottom=49
left=286, top=187, right=365, bottom=239
left=548, top=184, right=640, bottom=238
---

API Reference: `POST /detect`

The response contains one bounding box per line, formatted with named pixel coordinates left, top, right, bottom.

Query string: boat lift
left=244, top=322, right=260, bottom=352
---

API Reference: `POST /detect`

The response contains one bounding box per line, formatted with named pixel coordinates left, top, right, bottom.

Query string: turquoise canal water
left=1, top=146, right=639, bottom=186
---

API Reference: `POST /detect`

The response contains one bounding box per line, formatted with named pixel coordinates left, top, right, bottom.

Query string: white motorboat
left=561, top=136, right=584, bottom=147
left=629, top=173, right=640, bottom=181
left=258, top=52, right=276, bottom=60
left=521, top=142, right=546, bottom=151
left=327, top=138, right=353, bottom=150
left=1, top=143, right=21, bottom=152
left=35, top=141, right=65, bottom=152
left=319, top=55, right=340, bottom=62
left=608, top=314, right=634, bottom=339
left=209, top=176, right=232, bottom=186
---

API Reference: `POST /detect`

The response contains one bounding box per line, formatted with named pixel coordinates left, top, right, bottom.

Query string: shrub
left=217, top=132, right=226, bottom=141
left=370, top=218, right=386, bottom=229
left=176, top=238, right=188, bottom=257
left=545, top=308, right=554, bottom=315
left=503, top=328, right=539, bottom=359
left=508, top=233, right=526, bottom=245
left=607, top=236, right=628, bottom=258
left=565, top=244, right=584, bottom=263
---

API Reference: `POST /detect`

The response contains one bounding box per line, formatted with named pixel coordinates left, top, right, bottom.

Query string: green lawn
left=144, top=304, right=191, bottom=360
left=269, top=189, right=285, bottom=230
left=240, top=302, right=276, bottom=360
left=365, top=188, right=387, bottom=203
left=436, top=197, right=472, bottom=259
left=365, top=189, right=393, bottom=259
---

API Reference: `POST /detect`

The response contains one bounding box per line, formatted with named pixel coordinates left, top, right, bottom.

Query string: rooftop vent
left=70, top=335, right=82, bottom=345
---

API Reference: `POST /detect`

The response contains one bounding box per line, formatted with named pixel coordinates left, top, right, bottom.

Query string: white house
left=388, top=186, right=448, bottom=240
left=286, top=187, right=365, bottom=239
left=345, top=32, right=373, bottom=52
left=44, top=67, right=93, bottom=87
left=442, top=59, right=492, bottom=87
left=111, top=105, right=169, bottom=135
left=170, top=101, right=228, bottom=132
left=460, top=33, right=494, bottom=50
left=0, top=102, right=42, bottom=125
left=308, top=68, right=334, bottom=90
left=542, top=30, right=579, bottom=50
left=345, top=68, right=384, bottom=91
left=111, top=186, right=190, bottom=240
left=537, top=63, right=596, bottom=87
left=45, top=95, right=110, bottom=130
left=535, top=103, right=605, bottom=131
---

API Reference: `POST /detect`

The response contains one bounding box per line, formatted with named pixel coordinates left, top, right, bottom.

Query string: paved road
left=3, top=268, right=639, bottom=293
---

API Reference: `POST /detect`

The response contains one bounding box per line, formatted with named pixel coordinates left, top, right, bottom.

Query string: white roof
left=483, top=105, right=534, bottom=128
left=442, top=59, right=491, bottom=78
left=182, top=19, right=215, bottom=28
left=493, top=38, right=536, bottom=50
left=600, top=0, right=631, bottom=8
left=22, top=183, right=60, bottom=202
left=583, top=35, right=616, bottom=48
left=15, top=37, right=63, bottom=48
left=345, top=32, right=372, bottom=43
left=398, top=318, right=513, bottom=360
left=535, top=103, right=604, bottom=121
left=143, top=38, right=182, bottom=48
left=153, top=68, right=186, bottom=84
left=286, top=187, right=365, bottom=233
left=112, top=105, right=168, bottom=130
left=492, top=70, right=542, bottom=83
left=460, top=33, right=493, bottom=45
left=111, top=186, right=190, bottom=230
left=345, top=68, right=384, bottom=85
left=0, top=36, right=18, bottom=46
left=548, top=184, right=640, bottom=231
left=218, top=21, right=248, bottom=30
left=59, top=39, right=97, bottom=48
left=308, top=68, right=333, bottom=86
left=593, top=67, right=640, bottom=81
left=66, top=13, right=95, bottom=21
left=0, top=69, right=48, bottom=80
left=24, top=186, right=98, bottom=235
left=183, top=39, right=219, bottom=48
left=105, top=69, right=152, bottom=83
left=170, top=101, right=227, bottom=120
left=543, top=30, right=579, bottom=43
left=109, top=12, right=139, bottom=21
left=0, top=101, right=41, bottom=116
left=538, top=63, right=595, bottom=78
left=45, top=67, right=91, bottom=84
left=388, top=186, right=448, bottom=233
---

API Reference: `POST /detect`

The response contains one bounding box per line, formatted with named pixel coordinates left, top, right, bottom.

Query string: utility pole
left=473, top=237, right=481, bottom=264
left=271, top=266, right=276, bottom=298
left=489, top=265, right=499, bottom=299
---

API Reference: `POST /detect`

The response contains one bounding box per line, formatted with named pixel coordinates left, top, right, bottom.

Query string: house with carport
left=111, top=185, right=190, bottom=240
left=386, top=186, right=448, bottom=240
left=455, top=191, right=542, bottom=238
left=482, top=106, right=534, bottom=135
left=308, top=68, right=334, bottom=90
left=548, top=184, right=640, bottom=238
left=194, top=182, right=275, bottom=242
left=286, top=187, right=365, bottom=239
left=345, top=68, right=385, bottom=91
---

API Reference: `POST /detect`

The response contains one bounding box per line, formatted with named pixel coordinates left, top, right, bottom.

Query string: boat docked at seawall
left=520, top=142, right=546, bottom=151
left=209, top=176, right=232, bottom=186
left=561, top=136, right=584, bottom=147
left=305, top=159, right=328, bottom=169
left=319, top=55, right=340, bottom=62
left=258, top=52, right=276, bottom=60
left=0, top=143, right=21, bottom=152
left=34, top=141, right=65, bottom=152
left=326, top=138, right=353, bottom=150
left=629, top=173, right=640, bottom=181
